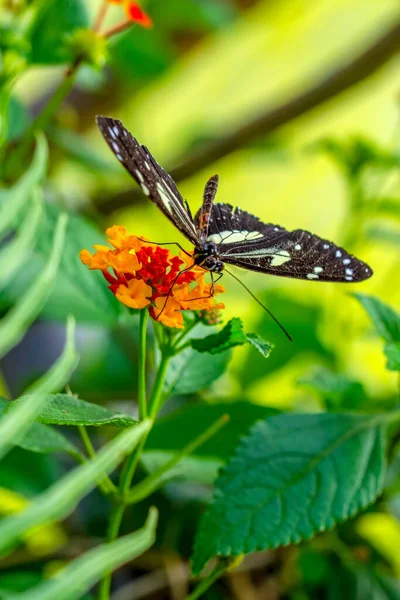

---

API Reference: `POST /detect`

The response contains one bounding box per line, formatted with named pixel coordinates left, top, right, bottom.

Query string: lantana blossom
left=106, top=0, right=153, bottom=28
left=80, top=226, right=224, bottom=329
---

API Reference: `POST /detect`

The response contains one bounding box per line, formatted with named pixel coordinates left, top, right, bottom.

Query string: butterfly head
left=194, top=241, right=224, bottom=273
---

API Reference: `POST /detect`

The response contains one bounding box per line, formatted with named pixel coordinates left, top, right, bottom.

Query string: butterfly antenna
left=224, top=268, right=293, bottom=342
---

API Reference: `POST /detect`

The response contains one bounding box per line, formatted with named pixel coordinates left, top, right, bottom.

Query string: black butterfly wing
left=96, top=116, right=198, bottom=245
left=207, top=203, right=373, bottom=282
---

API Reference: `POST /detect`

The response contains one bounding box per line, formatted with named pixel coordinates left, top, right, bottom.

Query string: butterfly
left=96, top=116, right=373, bottom=289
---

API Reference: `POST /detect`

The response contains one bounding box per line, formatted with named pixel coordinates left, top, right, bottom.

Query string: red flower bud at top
left=124, top=1, right=153, bottom=27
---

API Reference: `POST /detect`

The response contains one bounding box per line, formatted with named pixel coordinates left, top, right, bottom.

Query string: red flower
left=106, top=0, right=153, bottom=28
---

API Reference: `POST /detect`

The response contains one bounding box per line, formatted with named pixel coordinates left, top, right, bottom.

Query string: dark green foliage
left=6, top=394, right=136, bottom=428
left=299, top=368, right=366, bottom=410
left=355, top=294, right=400, bottom=371
left=192, top=412, right=387, bottom=574
left=29, top=0, right=89, bottom=65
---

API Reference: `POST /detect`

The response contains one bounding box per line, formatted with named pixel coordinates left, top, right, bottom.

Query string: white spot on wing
left=116, top=153, right=123, bottom=161
left=343, top=258, right=351, bottom=265
left=113, top=126, right=120, bottom=136
left=307, top=273, right=319, bottom=279
left=141, top=183, right=150, bottom=196
left=345, top=268, right=353, bottom=276
left=294, top=244, right=301, bottom=250
left=207, top=230, right=263, bottom=244
left=314, top=266, right=323, bottom=273
left=109, top=128, right=116, bottom=140
left=156, top=182, right=173, bottom=213
left=111, top=141, right=120, bottom=153
left=247, top=231, right=263, bottom=240
left=323, top=244, right=329, bottom=249
left=229, top=247, right=291, bottom=266
left=345, top=276, right=353, bottom=281
left=270, top=250, right=291, bottom=266
left=336, top=250, right=342, bottom=258
left=135, top=170, right=144, bottom=183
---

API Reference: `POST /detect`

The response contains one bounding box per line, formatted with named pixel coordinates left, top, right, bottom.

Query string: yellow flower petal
left=152, top=296, right=184, bottom=329
left=116, top=279, right=152, bottom=309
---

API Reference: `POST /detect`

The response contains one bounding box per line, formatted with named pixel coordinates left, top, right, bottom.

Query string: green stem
left=98, top=324, right=173, bottom=600
left=126, top=414, right=229, bottom=504
left=148, top=352, right=172, bottom=418
left=78, top=426, right=117, bottom=495
left=30, top=65, right=80, bottom=134
left=186, top=563, right=226, bottom=600
left=173, top=318, right=198, bottom=348
left=173, top=339, right=193, bottom=355
left=138, top=310, right=149, bottom=419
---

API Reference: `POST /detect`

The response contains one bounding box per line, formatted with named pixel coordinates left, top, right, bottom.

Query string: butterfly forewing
left=96, top=116, right=198, bottom=245
left=206, top=203, right=372, bottom=283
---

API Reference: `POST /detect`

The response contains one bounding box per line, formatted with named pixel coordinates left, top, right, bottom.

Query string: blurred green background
left=1, top=0, right=400, bottom=598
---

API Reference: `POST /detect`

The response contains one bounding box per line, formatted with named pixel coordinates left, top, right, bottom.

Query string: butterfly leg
left=154, top=262, right=196, bottom=322
left=210, top=271, right=223, bottom=297
left=138, top=239, right=192, bottom=257
left=180, top=272, right=224, bottom=304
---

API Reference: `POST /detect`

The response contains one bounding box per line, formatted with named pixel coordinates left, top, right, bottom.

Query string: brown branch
left=97, top=20, right=400, bottom=215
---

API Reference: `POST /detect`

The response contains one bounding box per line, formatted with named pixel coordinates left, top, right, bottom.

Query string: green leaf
left=5, top=508, right=157, bottom=600
left=2, top=204, right=120, bottom=324
left=299, top=368, right=366, bottom=410
left=0, top=572, right=42, bottom=594
left=191, top=318, right=247, bottom=354
left=191, top=319, right=272, bottom=359
left=29, top=0, right=89, bottom=65
left=165, top=348, right=231, bottom=395
left=0, top=420, right=151, bottom=555
left=191, top=412, right=388, bottom=575
left=14, top=422, right=81, bottom=458
left=384, top=341, right=400, bottom=371
left=0, top=317, right=77, bottom=462
left=0, top=135, right=47, bottom=240
left=0, top=213, right=68, bottom=358
left=0, top=187, right=43, bottom=291
left=354, top=294, right=400, bottom=342
left=245, top=333, right=273, bottom=359
left=4, top=96, right=29, bottom=143
left=146, top=402, right=279, bottom=462
left=109, top=27, right=175, bottom=80
left=0, top=400, right=81, bottom=458
left=19, top=393, right=136, bottom=428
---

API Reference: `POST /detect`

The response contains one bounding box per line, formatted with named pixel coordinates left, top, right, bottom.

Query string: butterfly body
left=96, top=116, right=373, bottom=285
left=193, top=240, right=224, bottom=273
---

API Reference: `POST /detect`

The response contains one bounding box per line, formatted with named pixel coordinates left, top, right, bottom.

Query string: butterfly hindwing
left=96, top=116, right=197, bottom=245
left=206, top=204, right=372, bottom=283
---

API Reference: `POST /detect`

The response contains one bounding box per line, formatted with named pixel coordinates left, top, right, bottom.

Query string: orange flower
left=80, top=227, right=224, bottom=329
left=105, top=0, right=152, bottom=28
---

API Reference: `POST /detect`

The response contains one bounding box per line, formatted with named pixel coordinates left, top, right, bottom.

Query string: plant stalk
left=78, top=426, right=117, bottom=495
left=138, top=310, right=149, bottom=419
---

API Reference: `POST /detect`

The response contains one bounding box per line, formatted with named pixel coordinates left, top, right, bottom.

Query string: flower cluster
left=106, top=0, right=152, bottom=28
left=80, top=226, right=224, bottom=329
